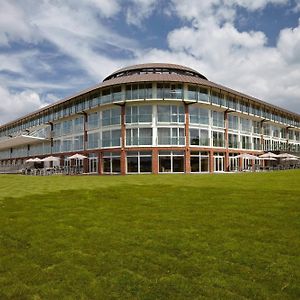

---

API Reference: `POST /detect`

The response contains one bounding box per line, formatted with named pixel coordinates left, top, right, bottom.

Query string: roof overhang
left=0, top=135, right=49, bottom=150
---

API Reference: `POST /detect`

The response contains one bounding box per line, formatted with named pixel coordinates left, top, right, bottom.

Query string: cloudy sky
left=0, top=0, right=300, bottom=125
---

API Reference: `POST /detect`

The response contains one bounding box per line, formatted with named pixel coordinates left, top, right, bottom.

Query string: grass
left=0, top=171, right=299, bottom=299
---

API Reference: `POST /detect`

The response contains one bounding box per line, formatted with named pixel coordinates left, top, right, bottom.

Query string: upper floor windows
left=157, top=105, right=184, bottom=123
left=126, top=105, right=152, bottom=124
left=157, top=83, right=183, bottom=99
left=189, top=106, right=209, bottom=125
left=212, top=111, right=224, bottom=128
left=125, top=83, right=152, bottom=100
left=102, top=107, right=121, bottom=127
left=187, top=86, right=209, bottom=102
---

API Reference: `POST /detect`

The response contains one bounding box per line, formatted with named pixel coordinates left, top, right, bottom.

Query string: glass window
left=102, top=107, right=121, bottom=126
left=241, top=135, right=251, bottom=149
left=189, top=106, right=209, bottom=125
left=157, top=127, right=185, bottom=145
left=127, top=151, right=152, bottom=173
left=88, top=132, right=100, bottom=149
left=126, top=128, right=152, bottom=146
left=103, top=152, right=120, bottom=173
left=253, top=121, right=261, bottom=134
left=228, top=115, right=239, bottom=130
left=102, top=129, right=121, bottom=147
left=212, top=111, right=224, bottom=128
left=240, top=118, right=251, bottom=132
left=112, top=86, right=122, bottom=102
left=159, top=151, right=184, bottom=173
left=190, top=151, right=209, bottom=172
left=74, top=116, right=84, bottom=133
left=157, top=105, right=184, bottom=123
left=126, top=105, right=152, bottom=123
left=125, top=84, right=152, bottom=100
left=228, top=134, right=239, bottom=148
left=101, top=89, right=112, bottom=104
left=190, top=129, right=209, bottom=146
left=62, top=120, right=73, bottom=135
left=212, top=131, right=224, bottom=147
left=88, top=112, right=100, bottom=130
left=73, top=135, right=84, bottom=151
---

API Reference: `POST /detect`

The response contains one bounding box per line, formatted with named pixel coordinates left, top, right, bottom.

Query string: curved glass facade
left=0, top=63, right=299, bottom=174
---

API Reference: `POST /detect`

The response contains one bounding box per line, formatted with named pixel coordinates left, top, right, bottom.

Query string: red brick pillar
left=152, top=148, right=159, bottom=174
left=83, top=157, right=88, bottom=173
left=209, top=150, right=214, bottom=173
left=120, top=105, right=126, bottom=175
left=224, top=111, right=229, bottom=172
left=98, top=151, right=102, bottom=175
left=239, top=155, right=243, bottom=171
left=184, top=103, right=191, bottom=173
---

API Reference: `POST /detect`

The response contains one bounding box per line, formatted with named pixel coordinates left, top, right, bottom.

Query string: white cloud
left=0, top=85, right=44, bottom=124
left=126, top=0, right=158, bottom=27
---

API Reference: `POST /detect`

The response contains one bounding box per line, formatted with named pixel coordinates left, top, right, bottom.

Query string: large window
left=126, top=105, right=152, bottom=123
left=87, top=132, right=100, bottom=149
left=73, top=135, right=84, bottom=151
left=253, top=121, right=261, bottom=134
left=127, top=151, right=152, bottom=173
left=212, top=131, right=224, bottom=147
left=228, top=133, right=239, bottom=148
left=157, top=128, right=185, bottom=145
left=102, top=129, right=121, bottom=147
left=190, top=151, right=209, bottom=172
left=126, top=128, right=152, bottom=146
left=159, top=151, right=184, bottom=173
left=103, top=152, right=120, bottom=173
left=112, top=86, right=122, bottom=102
left=241, top=135, right=251, bottom=149
left=240, top=118, right=251, bottom=133
left=102, top=107, right=121, bottom=126
left=88, top=112, right=100, bottom=130
left=228, top=115, right=239, bottom=130
left=125, top=83, right=152, bottom=100
left=62, top=120, right=73, bottom=135
left=74, top=116, right=84, bottom=133
left=157, top=105, right=184, bottom=123
left=253, top=137, right=261, bottom=150
left=189, top=106, right=209, bottom=125
left=157, top=83, right=183, bottom=99
left=190, top=128, right=209, bottom=146
left=187, top=86, right=209, bottom=102
left=212, top=111, right=224, bottom=128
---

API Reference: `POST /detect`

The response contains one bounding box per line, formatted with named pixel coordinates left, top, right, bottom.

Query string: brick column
left=120, top=105, right=126, bottom=175
left=184, top=103, right=191, bottom=173
left=209, top=149, right=214, bottom=173
left=98, top=151, right=102, bottom=175
left=224, top=111, right=229, bottom=172
left=152, top=148, right=159, bottom=174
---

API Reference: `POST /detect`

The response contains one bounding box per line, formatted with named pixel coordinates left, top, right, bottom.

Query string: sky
left=0, top=0, right=300, bottom=125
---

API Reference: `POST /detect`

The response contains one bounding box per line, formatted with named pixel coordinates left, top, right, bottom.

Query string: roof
left=103, top=63, right=208, bottom=81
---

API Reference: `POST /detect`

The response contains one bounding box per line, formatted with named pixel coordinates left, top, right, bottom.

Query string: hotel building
left=0, top=63, right=299, bottom=174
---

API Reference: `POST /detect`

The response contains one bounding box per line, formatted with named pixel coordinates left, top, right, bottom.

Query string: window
left=157, top=83, right=183, bottom=99
left=127, top=151, right=152, bottom=173
left=187, top=86, right=209, bottom=102
left=62, top=120, right=73, bottom=135
left=190, top=151, right=209, bottom=172
left=103, top=152, right=120, bottom=173
left=253, top=137, right=261, bottom=150
left=73, top=135, right=84, bottom=151
left=212, top=111, right=224, bottom=128
left=227, top=96, right=236, bottom=110
left=102, top=129, right=121, bottom=147
left=253, top=121, right=261, bottom=134
left=159, top=151, right=184, bottom=173
left=125, top=83, right=152, bottom=100
left=126, top=105, right=152, bottom=123
left=241, top=136, right=251, bottom=149
left=228, top=115, right=239, bottom=130
left=101, top=89, right=111, bottom=104
left=88, top=132, right=100, bottom=149
left=189, top=106, right=209, bottom=125
left=228, top=134, right=238, bottom=148
left=61, top=138, right=72, bottom=152
left=190, top=129, right=209, bottom=146
left=126, top=128, right=152, bottom=146
left=263, top=124, right=271, bottom=136
left=240, top=118, right=251, bottom=133
left=157, top=128, right=185, bottom=145
left=212, top=131, right=224, bottom=147
left=53, top=123, right=61, bottom=137
left=74, top=116, right=84, bottom=133
left=88, top=112, right=100, bottom=130
left=102, top=107, right=121, bottom=126
left=157, top=105, right=184, bottom=123
left=112, top=86, right=122, bottom=102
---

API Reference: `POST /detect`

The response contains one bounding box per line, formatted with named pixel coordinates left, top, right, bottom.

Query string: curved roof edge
left=103, top=63, right=208, bottom=81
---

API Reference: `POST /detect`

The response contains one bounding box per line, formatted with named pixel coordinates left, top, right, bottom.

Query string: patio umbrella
left=260, top=157, right=277, bottom=161
left=277, top=153, right=298, bottom=158
left=259, top=152, right=279, bottom=159
left=41, top=156, right=60, bottom=162
left=236, top=153, right=260, bottom=160
left=67, top=153, right=87, bottom=160
left=282, top=157, right=299, bottom=161
left=25, top=158, right=34, bottom=163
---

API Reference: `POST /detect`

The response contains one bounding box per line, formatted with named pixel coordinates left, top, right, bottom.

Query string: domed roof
left=103, top=63, right=208, bottom=82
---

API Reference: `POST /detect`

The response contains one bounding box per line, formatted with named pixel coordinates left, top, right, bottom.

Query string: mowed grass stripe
left=0, top=170, right=299, bottom=299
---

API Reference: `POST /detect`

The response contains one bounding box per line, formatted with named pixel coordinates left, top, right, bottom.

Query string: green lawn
left=0, top=171, right=300, bottom=299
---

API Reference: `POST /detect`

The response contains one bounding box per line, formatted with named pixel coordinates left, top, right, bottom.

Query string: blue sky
left=0, top=0, right=300, bottom=124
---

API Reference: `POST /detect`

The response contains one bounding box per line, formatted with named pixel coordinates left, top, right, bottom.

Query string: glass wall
left=126, top=151, right=152, bottom=173
left=126, top=128, right=152, bottom=146
left=125, top=83, right=152, bottom=100
left=190, top=151, right=209, bottom=172
left=190, top=129, right=209, bottom=146
left=157, top=105, right=184, bottom=123
left=157, top=83, right=183, bottom=99
left=159, top=151, right=184, bottom=173
left=189, top=106, right=209, bottom=125
left=157, top=128, right=185, bottom=145
left=102, top=129, right=121, bottom=147
left=103, top=152, right=120, bottom=173
left=126, top=105, right=152, bottom=124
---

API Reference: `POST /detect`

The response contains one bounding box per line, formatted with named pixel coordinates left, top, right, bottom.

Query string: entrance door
left=214, top=156, right=224, bottom=172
